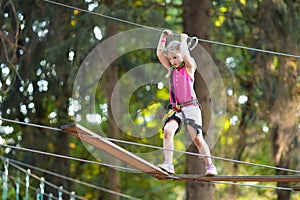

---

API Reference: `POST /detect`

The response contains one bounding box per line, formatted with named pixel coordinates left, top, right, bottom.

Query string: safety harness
left=163, top=64, right=202, bottom=135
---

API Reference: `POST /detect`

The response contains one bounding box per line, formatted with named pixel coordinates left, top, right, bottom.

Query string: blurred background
left=0, top=0, right=299, bottom=199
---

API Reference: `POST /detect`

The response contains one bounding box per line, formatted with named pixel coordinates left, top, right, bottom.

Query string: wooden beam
left=61, top=124, right=169, bottom=179
left=61, top=124, right=300, bottom=184
left=170, top=175, right=300, bottom=182
left=293, top=186, right=300, bottom=191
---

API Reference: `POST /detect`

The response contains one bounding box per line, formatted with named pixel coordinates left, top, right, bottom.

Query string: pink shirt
left=170, top=66, right=197, bottom=104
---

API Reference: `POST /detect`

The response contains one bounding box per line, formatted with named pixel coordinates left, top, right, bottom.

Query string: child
left=156, top=30, right=217, bottom=176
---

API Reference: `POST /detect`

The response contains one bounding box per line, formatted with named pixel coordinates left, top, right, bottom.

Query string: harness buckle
left=174, top=104, right=181, bottom=112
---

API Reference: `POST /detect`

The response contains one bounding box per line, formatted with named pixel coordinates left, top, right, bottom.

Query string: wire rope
left=1, top=156, right=140, bottom=200
left=4, top=173, right=60, bottom=200
left=2, top=0, right=299, bottom=196
left=0, top=142, right=139, bottom=173
left=1, top=0, right=297, bottom=175
left=206, top=180, right=293, bottom=191
left=1, top=117, right=300, bottom=174
left=1, top=161, right=87, bottom=200
left=43, top=0, right=300, bottom=59
left=1, top=156, right=295, bottom=193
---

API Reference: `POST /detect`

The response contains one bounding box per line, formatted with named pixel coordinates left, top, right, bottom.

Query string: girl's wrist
left=181, top=37, right=188, bottom=42
left=181, top=34, right=188, bottom=42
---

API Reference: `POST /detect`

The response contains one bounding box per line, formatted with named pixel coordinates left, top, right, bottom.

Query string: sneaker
left=158, top=163, right=175, bottom=174
left=205, top=164, right=218, bottom=176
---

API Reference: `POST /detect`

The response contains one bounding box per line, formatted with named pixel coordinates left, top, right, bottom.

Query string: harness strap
left=168, top=99, right=199, bottom=112
left=185, top=118, right=202, bottom=135
left=179, top=99, right=199, bottom=107
left=170, top=69, right=176, bottom=104
left=167, top=64, right=202, bottom=136
left=169, top=66, right=199, bottom=111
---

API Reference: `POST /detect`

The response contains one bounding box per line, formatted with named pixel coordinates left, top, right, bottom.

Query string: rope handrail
left=3, top=173, right=60, bottom=200
left=1, top=117, right=300, bottom=174
left=1, top=156, right=139, bottom=200
left=1, top=148, right=296, bottom=192
left=2, top=160, right=87, bottom=200
left=43, top=0, right=300, bottom=59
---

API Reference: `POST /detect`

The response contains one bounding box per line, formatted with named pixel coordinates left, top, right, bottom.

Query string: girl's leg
left=186, top=125, right=213, bottom=165
left=163, top=119, right=178, bottom=163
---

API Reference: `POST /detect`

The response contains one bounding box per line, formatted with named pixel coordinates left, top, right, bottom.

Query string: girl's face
left=167, top=51, right=183, bottom=68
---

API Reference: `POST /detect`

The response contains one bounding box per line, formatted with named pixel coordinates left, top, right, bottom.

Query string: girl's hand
left=162, top=29, right=173, bottom=38
left=181, top=33, right=189, bottom=41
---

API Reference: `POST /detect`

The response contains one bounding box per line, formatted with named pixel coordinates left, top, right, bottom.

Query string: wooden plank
left=293, top=186, right=300, bottom=191
left=61, top=124, right=300, bottom=183
left=61, top=124, right=169, bottom=179
left=170, top=175, right=300, bottom=182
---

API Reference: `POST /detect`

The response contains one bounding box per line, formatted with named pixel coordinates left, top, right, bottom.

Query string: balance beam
left=170, top=174, right=300, bottom=182
left=61, top=124, right=169, bottom=179
left=61, top=124, right=300, bottom=184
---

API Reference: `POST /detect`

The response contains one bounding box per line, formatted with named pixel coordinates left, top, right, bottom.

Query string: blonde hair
left=164, top=40, right=181, bottom=56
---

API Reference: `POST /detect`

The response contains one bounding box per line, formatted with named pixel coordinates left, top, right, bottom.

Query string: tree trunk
left=268, top=57, right=298, bottom=200
left=257, top=1, right=300, bottom=199
left=104, top=21, right=121, bottom=200
left=183, top=0, right=214, bottom=199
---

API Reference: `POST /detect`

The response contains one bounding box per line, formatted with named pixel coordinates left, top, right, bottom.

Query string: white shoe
left=158, top=163, right=175, bottom=174
left=205, top=164, right=218, bottom=176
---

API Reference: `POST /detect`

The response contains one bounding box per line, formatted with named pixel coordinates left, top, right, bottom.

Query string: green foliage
left=211, top=1, right=300, bottom=199
left=0, top=0, right=185, bottom=199
left=1, top=0, right=299, bottom=199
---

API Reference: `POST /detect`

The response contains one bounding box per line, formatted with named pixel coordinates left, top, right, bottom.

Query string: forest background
left=0, top=0, right=299, bottom=199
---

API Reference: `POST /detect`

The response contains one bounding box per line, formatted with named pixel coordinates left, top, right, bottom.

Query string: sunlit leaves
left=32, top=20, right=49, bottom=39
left=156, top=86, right=169, bottom=100
left=93, top=26, right=103, bottom=40
left=214, top=15, right=226, bottom=27
left=135, top=102, right=162, bottom=127
left=240, top=0, right=246, bottom=5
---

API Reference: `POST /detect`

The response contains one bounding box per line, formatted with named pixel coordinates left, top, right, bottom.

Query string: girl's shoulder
left=184, top=65, right=195, bottom=79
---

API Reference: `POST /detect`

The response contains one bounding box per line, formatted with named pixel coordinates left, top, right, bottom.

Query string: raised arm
left=180, top=33, right=197, bottom=73
left=156, top=30, right=173, bottom=69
